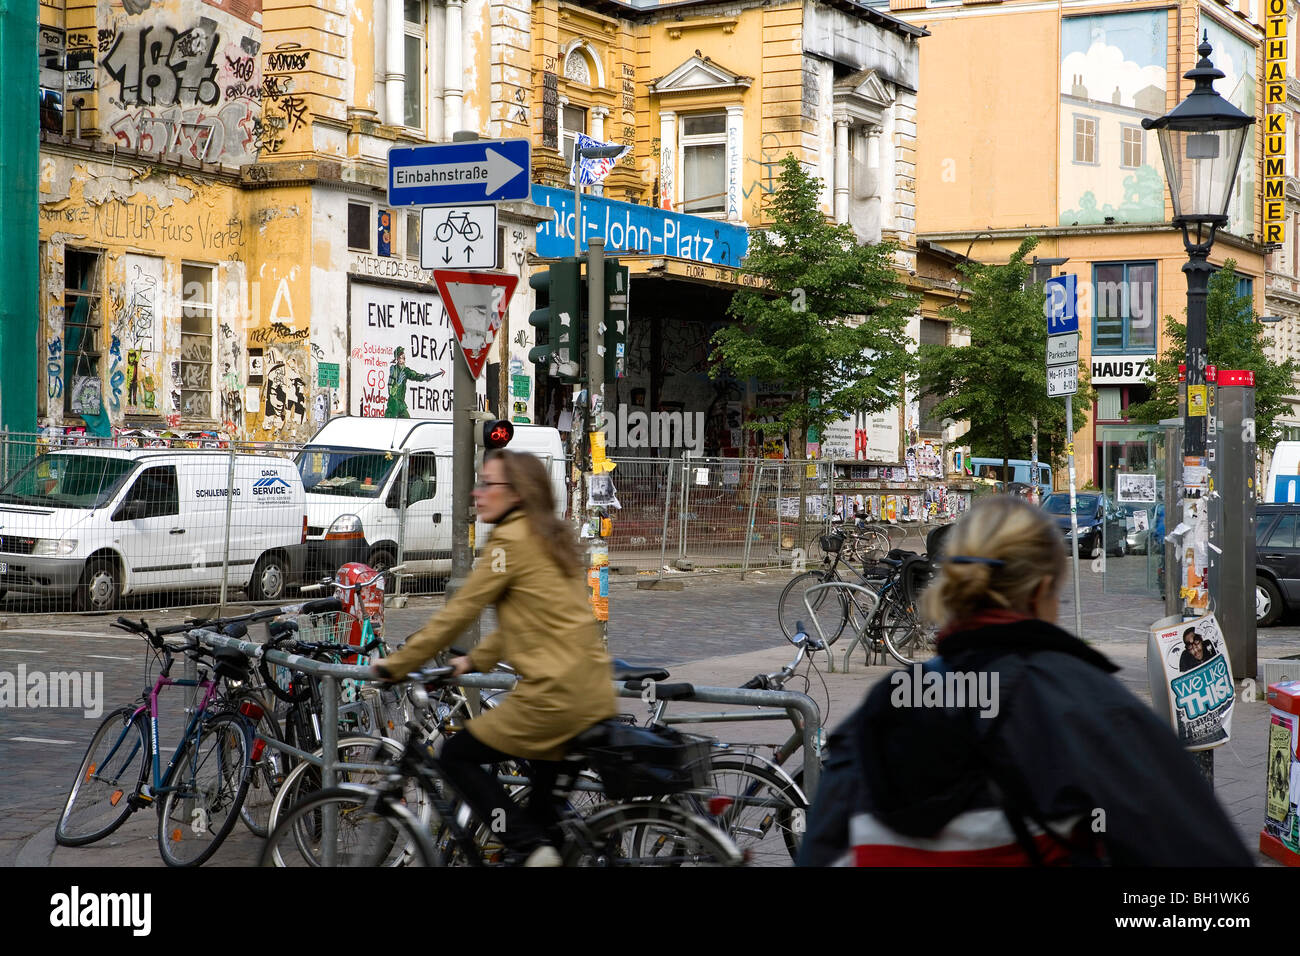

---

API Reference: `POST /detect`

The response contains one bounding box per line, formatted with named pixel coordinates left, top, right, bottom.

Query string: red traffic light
left=483, top=420, right=514, bottom=449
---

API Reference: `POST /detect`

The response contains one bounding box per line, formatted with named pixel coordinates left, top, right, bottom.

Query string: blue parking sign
left=1045, top=275, right=1078, bottom=335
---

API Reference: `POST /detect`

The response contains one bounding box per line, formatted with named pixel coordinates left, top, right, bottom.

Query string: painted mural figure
left=385, top=346, right=443, bottom=418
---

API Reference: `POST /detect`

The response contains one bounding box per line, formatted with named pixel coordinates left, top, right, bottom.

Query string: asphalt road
left=1, top=556, right=1297, bottom=866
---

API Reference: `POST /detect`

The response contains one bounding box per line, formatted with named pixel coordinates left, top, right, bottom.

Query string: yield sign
left=432, top=270, right=519, bottom=378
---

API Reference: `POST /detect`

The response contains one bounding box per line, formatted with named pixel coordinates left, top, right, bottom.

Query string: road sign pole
left=1066, top=393, right=1083, bottom=640
left=448, top=131, right=480, bottom=649
left=586, top=237, right=608, bottom=645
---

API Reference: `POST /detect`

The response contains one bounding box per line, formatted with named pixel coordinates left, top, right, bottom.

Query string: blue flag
left=569, top=132, right=630, bottom=187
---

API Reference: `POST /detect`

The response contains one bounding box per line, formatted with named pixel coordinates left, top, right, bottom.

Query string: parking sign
left=1045, top=275, right=1078, bottom=335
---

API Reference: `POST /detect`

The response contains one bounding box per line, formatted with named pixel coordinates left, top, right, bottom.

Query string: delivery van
left=0, top=449, right=308, bottom=611
left=297, top=417, right=566, bottom=579
left=1266, top=441, right=1300, bottom=503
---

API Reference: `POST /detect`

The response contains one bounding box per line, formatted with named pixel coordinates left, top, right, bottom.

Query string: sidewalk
left=23, top=638, right=1280, bottom=867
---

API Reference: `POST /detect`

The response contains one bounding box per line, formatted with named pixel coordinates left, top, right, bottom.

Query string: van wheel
left=75, top=559, right=121, bottom=613
left=368, top=548, right=397, bottom=593
left=249, top=552, right=288, bottom=602
left=1258, top=577, right=1283, bottom=628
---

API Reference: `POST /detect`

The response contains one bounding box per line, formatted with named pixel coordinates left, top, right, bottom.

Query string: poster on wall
left=348, top=282, right=486, bottom=418
left=819, top=408, right=902, bottom=462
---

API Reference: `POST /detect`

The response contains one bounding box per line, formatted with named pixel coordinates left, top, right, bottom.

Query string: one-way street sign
left=388, top=138, right=531, bottom=207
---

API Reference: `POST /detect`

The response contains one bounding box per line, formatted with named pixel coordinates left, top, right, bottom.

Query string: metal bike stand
left=801, top=580, right=885, bottom=673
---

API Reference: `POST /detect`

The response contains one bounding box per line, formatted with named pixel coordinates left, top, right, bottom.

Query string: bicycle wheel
left=434, top=221, right=453, bottom=242
left=266, top=736, right=409, bottom=843
left=55, top=706, right=148, bottom=847
left=260, top=785, right=440, bottom=867
left=464, top=221, right=482, bottom=241
left=231, top=693, right=286, bottom=838
left=778, top=569, right=849, bottom=644
left=569, top=801, right=743, bottom=867
left=699, top=759, right=807, bottom=865
left=881, top=602, right=940, bottom=666
left=157, top=712, right=252, bottom=867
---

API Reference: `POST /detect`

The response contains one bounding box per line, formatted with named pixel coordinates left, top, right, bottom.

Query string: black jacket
left=797, top=618, right=1253, bottom=866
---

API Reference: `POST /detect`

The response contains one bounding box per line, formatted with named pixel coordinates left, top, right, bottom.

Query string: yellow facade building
left=886, top=0, right=1275, bottom=489
left=34, top=0, right=938, bottom=460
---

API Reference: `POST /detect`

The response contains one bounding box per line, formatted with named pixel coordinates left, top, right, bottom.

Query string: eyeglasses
left=474, top=481, right=511, bottom=490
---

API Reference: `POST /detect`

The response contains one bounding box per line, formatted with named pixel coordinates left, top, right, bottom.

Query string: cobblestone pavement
left=1, top=553, right=1296, bottom=866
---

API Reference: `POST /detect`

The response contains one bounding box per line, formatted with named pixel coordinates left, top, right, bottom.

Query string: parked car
left=1255, top=503, right=1300, bottom=626
left=1121, top=503, right=1163, bottom=555
left=0, top=449, right=307, bottom=611
left=1040, top=491, right=1128, bottom=557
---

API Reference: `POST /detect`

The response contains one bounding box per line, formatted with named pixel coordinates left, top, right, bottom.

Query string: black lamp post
left=1143, top=34, right=1254, bottom=471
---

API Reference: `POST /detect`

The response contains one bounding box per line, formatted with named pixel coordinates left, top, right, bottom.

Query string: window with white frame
left=1074, top=115, right=1098, bottom=165
left=680, top=112, right=727, bottom=215
left=403, top=0, right=425, bottom=129
left=180, top=263, right=216, bottom=421
left=406, top=210, right=420, bottom=261
left=1120, top=125, right=1143, bottom=168
left=561, top=104, right=587, bottom=168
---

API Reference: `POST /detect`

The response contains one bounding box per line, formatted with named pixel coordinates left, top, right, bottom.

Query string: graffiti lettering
left=98, top=29, right=115, bottom=54
left=265, top=51, right=309, bottom=72
left=102, top=23, right=221, bottom=107
left=196, top=211, right=244, bottom=250
left=278, top=94, right=308, bottom=132
left=248, top=323, right=309, bottom=344
left=225, top=54, right=254, bottom=81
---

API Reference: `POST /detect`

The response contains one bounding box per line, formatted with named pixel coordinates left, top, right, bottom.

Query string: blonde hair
left=921, top=496, right=1066, bottom=629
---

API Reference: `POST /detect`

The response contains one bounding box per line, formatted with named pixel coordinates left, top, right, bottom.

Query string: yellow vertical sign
left=1265, top=8, right=1288, bottom=248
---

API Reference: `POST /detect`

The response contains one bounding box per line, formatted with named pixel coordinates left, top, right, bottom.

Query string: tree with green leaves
left=711, top=154, right=919, bottom=458
left=1126, top=260, right=1299, bottom=453
left=917, top=237, right=1091, bottom=481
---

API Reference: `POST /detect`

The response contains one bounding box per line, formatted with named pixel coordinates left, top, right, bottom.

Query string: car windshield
left=1043, top=493, right=1098, bottom=515
left=296, top=448, right=396, bottom=498
left=0, top=454, right=136, bottom=509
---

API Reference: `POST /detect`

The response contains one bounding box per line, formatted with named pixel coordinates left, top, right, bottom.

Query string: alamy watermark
left=889, top=663, right=999, bottom=718
left=50, top=887, right=151, bottom=936
left=601, top=403, right=705, bottom=455
left=0, top=665, right=104, bottom=718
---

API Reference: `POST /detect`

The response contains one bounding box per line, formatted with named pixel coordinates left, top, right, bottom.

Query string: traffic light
left=481, top=419, right=514, bottom=449
left=528, top=258, right=582, bottom=381
left=603, top=259, right=629, bottom=381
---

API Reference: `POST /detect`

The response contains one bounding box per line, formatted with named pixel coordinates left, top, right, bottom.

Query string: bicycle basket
left=586, top=725, right=713, bottom=800
left=296, top=610, right=362, bottom=657
left=819, top=531, right=845, bottom=554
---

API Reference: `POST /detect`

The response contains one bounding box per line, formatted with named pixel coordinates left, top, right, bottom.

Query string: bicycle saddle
left=610, top=659, right=670, bottom=682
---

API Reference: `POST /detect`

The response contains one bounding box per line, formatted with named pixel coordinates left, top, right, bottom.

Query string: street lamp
left=572, top=144, right=626, bottom=255
left=1143, top=34, right=1254, bottom=467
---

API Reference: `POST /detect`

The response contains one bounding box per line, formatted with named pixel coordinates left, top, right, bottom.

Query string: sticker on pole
left=432, top=270, right=519, bottom=379
left=1148, top=614, right=1235, bottom=750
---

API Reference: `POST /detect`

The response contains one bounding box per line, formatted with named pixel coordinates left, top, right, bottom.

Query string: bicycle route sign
left=387, top=138, right=531, bottom=207
left=421, top=203, right=497, bottom=270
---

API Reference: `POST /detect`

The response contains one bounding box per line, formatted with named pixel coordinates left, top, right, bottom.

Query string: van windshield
left=0, top=455, right=136, bottom=509
left=297, top=448, right=396, bottom=498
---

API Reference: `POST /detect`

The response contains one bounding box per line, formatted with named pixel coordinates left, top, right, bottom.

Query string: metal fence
left=0, top=428, right=949, bottom=614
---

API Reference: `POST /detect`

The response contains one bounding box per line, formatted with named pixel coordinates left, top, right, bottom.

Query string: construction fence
left=0, top=429, right=943, bottom=614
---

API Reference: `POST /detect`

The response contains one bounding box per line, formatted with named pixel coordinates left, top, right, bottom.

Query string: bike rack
left=201, top=632, right=825, bottom=800
left=802, top=580, right=886, bottom=674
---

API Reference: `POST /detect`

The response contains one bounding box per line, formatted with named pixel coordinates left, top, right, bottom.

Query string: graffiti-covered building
left=34, top=0, right=931, bottom=456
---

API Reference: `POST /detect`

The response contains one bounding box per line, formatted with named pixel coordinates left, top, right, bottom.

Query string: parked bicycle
left=261, top=668, right=744, bottom=867
left=55, top=617, right=258, bottom=866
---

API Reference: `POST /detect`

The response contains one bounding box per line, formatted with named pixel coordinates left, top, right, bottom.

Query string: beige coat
left=381, top=510, right=617, bottom=761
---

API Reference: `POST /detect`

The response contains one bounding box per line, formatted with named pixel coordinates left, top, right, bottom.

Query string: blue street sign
left=1045, top=274, right=1078, bottom=335
left=388, top=138, right=531, bottom=207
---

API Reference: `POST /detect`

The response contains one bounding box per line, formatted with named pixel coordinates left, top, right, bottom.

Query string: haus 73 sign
left=1092, top=357, right=1154, bottom=385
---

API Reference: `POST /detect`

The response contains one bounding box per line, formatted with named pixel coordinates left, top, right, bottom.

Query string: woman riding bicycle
left=371, top=450, right=616, bottom=866
left=798, top=495, right=1251, bottom=866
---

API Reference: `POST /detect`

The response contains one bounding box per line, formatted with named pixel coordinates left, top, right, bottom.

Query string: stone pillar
left=659, top=110, right=677, bottom=211
left=726, top=104, right=744, bottom=222
left=444, top=0, right=464, bottom=134
left=429, top=1, right=445, bottom=141
left=834, top=119, right=850, bottom=224
left=386, top=0, right=405, bottom=126
left=591, top=106, right=609, bottom=196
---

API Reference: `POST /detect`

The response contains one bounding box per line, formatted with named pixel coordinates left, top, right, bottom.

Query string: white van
left=0, top=449, right=308, bottom=611
left=297, top=417, right=566, bottom=579
left=1266, top=441, right=1300, bottom=503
